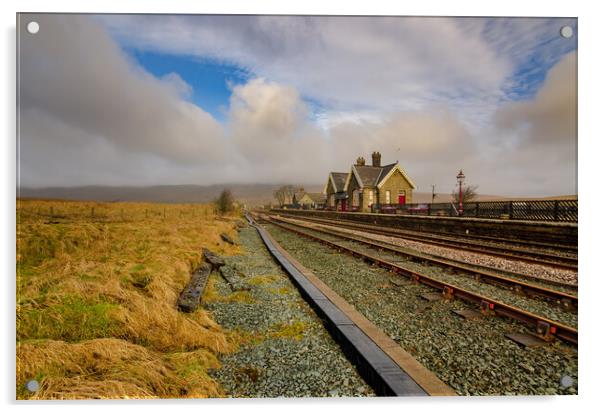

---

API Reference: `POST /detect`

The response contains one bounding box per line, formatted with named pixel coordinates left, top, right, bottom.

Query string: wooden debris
left=203, top=248, right=225, bottom=271
left=221, top=232, right=236, bottom=245
left=177, top=263, right=212, bottom=313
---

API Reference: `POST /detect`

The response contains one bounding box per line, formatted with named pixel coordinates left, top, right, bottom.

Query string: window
left=385, top=190, right=391, bottom=204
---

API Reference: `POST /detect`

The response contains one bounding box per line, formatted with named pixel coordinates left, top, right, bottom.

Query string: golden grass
left=16, top=199, right=244, bottom=399
left=202, top=276, right=255, bottom=305
left=267, top=321, right=307, bottom=341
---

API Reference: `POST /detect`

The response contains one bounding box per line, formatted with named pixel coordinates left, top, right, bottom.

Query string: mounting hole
left=560, top=375, right=574, bottom=388
left=27, top=21, right=40, bottom=34
left=25, top=379, right=40, bottom=393
left=560, top=25, right=573, bottom=39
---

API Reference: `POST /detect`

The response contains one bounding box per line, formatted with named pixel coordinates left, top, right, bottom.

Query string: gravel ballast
left=204, top=227, right=375, bottom=398
left=265, top=224, right=578, bottom=396
left=283, top=217, right=578, bottom=286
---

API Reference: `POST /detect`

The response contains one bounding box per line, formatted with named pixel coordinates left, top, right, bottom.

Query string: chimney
left=371, top=151, right=381, bottom=167
left=356, top=157, right=366, bottom=166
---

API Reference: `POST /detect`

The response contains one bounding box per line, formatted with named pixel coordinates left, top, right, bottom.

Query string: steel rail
left=259, top=215, right=578, bottom=346
left=268, top=215, right=578, bottom=307
left=271, top=213, right=578, bottom=271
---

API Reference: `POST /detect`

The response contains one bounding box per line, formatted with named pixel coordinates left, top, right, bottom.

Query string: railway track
left=256, top=214, right=578, bottom=346
left=271, top=213, right=577, bottom=271
left=268, top=215, right=578, bottom=300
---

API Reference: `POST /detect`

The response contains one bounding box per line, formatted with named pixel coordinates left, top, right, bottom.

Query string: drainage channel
left=246, top=214, right=455, bottom=397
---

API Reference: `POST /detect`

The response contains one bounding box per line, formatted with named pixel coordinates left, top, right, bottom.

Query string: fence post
left=427, top=204, right=431, bottom=216
left=475, top=202, right=479, bottom=218
left=554, top=200, right=559, bottom=221
left=508, top=202, right=514, bottom=220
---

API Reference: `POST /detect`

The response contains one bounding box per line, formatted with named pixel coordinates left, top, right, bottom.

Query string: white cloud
left=18, top=14, right=578, bottom=197
left=496, top=51, right=577, bottom=145
left=20, top=14, right=227, bottom=165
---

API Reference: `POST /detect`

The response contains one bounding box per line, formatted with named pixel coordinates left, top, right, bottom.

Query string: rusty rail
left=269, top=215, right=578, bottom=307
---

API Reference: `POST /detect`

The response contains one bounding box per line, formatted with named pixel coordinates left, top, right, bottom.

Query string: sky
left=17, top=14, right=577, bottom=196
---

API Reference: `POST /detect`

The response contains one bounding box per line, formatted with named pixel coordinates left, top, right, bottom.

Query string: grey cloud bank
left=18, top=14, right=577, bottom=197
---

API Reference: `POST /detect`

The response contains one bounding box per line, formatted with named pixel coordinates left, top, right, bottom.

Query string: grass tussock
left=268, top=321, right=307, bottom=341
left=16, top=199, right=243, bottom=399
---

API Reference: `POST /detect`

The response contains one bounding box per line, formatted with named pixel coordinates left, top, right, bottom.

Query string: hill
left=19, top=185, right=576, bottom=206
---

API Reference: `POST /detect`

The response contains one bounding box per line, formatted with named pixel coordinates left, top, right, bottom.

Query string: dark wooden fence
left=396, top=200, right=577, bottom=222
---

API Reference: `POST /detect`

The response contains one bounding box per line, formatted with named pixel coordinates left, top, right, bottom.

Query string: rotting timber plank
left=177, top=263, right=212, bottom=313
left=203, top=248, right=225, bottom=271
left=249, top=218, right=455, bottom=397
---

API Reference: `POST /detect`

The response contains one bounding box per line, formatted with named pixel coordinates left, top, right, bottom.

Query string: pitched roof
left=329, top=172, right=349, bottom=192
left=349, top=162, right=396, bottom=188
left=353, top=165, right=382, bottom=187
left=376, top=163, right=397, bottom=185
left=303, top=192, right=326, bottom=203
left=376, top=163, right=417, bottom=189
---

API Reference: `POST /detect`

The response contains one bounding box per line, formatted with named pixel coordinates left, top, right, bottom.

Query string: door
left=398, top=191, right=406, bottom=206
left=341, top=199, right=347, bottom=211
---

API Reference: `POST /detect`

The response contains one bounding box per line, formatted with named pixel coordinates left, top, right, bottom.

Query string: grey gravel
left=266, top=224, right=578, bottom=396
left=204, top=227, right=375, bottom=398
left=285, top=217, right=578, bottom=286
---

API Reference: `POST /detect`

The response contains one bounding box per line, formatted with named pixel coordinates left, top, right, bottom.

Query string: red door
left=398, top=194, right=406, bottom=206
left=341, top=199, right=347, bottom=211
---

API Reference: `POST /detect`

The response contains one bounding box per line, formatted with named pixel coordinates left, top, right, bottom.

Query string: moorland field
left=16, top=199, right=243, bottom=399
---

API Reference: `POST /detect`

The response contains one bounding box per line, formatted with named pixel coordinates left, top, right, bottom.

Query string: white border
left=3, top=1, right=599, bottom=413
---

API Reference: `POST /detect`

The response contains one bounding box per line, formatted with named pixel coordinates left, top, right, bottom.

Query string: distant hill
left=18, top=184, right=324, bottom=207
left=18, top=184, right=576, bottom=207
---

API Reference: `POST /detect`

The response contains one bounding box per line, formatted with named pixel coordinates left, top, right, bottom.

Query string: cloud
left=99, top=16, right=509, bottom=115
left=495, top=51, right=577, bottom=145
left=20, top=14, right=227, bottom=165
left=18, top=14, right=577, bottom=197
left=160, top=72, right=193, bottom=99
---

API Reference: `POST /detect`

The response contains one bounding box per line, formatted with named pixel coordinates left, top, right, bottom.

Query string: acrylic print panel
left=16, top=13, right=578, bottom=399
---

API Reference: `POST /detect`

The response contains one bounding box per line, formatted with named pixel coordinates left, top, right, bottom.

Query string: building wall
left=362, top=187, right=376, bottom=212
left=325, top=179, right=336, bottom=207
left=378, top=169, right=413, bottom=205
left=347, top=172, right=362, bottom=209
left=298, top=194, right=317, bottom=207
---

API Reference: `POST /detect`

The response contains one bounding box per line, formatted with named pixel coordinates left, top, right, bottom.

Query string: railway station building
left=323, top=152, right=415, bottom=212
left=324, top=172, right=350, bottom=211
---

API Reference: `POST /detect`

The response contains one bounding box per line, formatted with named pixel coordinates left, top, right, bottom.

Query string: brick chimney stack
left=356, top=157, right=366, bottom=166
left=371, top=151, right=381, bottom=167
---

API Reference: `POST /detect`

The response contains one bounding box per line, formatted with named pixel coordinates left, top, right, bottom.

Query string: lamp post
left=456, top=170, right=465, bottom=216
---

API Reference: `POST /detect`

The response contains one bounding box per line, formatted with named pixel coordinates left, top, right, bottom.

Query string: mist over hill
left=18, top=184, right=324, bottom=207
left=18, top=184, right=576, bottom=207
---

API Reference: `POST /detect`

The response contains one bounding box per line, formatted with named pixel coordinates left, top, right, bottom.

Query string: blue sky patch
left=127, top=50, right=253, bottom=122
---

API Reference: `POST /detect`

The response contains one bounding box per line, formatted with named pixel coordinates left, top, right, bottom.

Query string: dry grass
left=16, top=199, right=244, bottom=399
